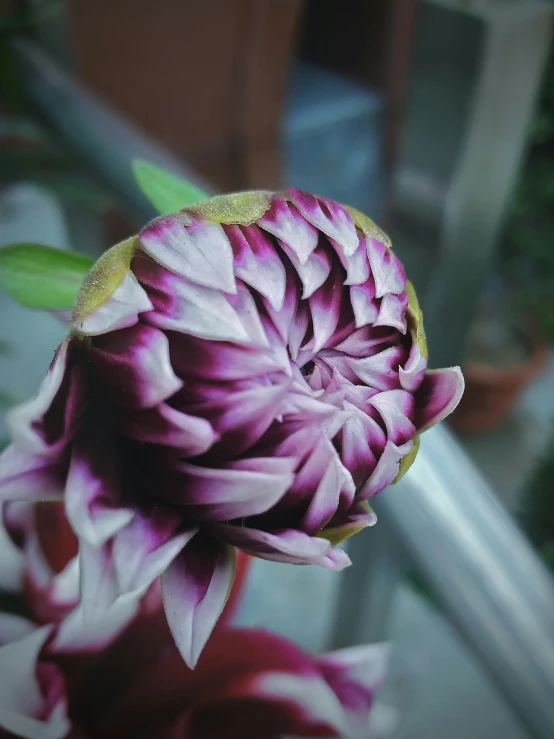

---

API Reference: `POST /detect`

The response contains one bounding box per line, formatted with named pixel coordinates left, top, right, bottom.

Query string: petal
left=346, top=345, right=405, bottom=391
left=186, top=380, right=289, bottom=457
left=319, top=500, right=377, bottom=546
left=262, top=267, right=299, bottom=345
left=113, top=403, right=217, bottom=455
left=53, top=542, right=139, bottom=651
left=248, top=671, right=349, bottom=735
left=293, top=437, right=355, bottom=534
left=24, top=520, right=80, bottom=622
left=304, top=271, right=343, bottom=353
left=7, top=339, right=85, bottom=456
left=147, top=276, right=249, bottom=343
left=259, top=196, right=319, bottom=264
left=350, top=279, right=379, bottom=329
left=366, top=238, right=406, bottom=298
left=288, top=190, right=359, bottom=258
left=373, top=291, right=409, bottom=334
left=213, top=524, right=351, bottom=569
left=333, top=325, right=397, bottom=358
left=168, top=333, right=291, bottom=382
left=279, top=242, right=332, bottom=299
left=91, top=323, right=183, bottom=408
left=76, top=271, right=153, bottom=336
left=359, top=440, right=413, bottom=498
left=340, top=404, right=382, bottom=488
left=317, top=642, right=390, bottom=736
left=160, top=457, right=296, bottom=521
left=139, top=215, right=236, bottom=293
left=288, top=301, right=311, bottom=361
left=414, top=367, right=465, bottom=432
left=0, top=504, right=25, bottom=592
left=0, top=625, right=70, bottom=739
left=225, top=224, right=287, bottom=311
left=226, top=281, right=269, bottom=347
left=65, top=426, right=133, bottom=547
left=0, top=446, right=65, bottom=504
left=113, top=510, right=197, bottom=594
left=399, top=337, right=427, bottom=392
left=368, top=389, right=416, bottom=446
left=162, top=534, right=236, bottom=668
left=341, top=234, right=370, bottom=286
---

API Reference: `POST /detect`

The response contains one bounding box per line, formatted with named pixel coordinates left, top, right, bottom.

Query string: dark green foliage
left=504, top=48, right=554, bottom=344
left=520, top=433, right=554, bottom=573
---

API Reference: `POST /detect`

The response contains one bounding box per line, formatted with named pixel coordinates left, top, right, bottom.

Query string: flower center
left=300, top=360, right=315, bottom=379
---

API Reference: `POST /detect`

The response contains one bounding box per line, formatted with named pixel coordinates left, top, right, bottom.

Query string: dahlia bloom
left=0, top=190, right=463, bottom=666
left=0, top=614, right=390, bottom=739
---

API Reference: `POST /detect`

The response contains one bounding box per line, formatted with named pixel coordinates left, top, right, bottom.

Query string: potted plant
left=451, top=48, right=554, bottom=434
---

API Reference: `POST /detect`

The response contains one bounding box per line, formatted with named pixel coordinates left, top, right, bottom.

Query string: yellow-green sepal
left=405, top=280, right=428, bottom=360
left=71, top=236, right=139, bottom=331
left=345, top=205, right=393, bottom=249
left=317, top=501, right=376, bottom=546
left=187, top=191, right=273, bottom=226
left=393, top=434, right=420, bottom=484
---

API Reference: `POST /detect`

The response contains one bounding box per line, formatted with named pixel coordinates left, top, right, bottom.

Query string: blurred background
left=1, top=1, right=554, bottom=737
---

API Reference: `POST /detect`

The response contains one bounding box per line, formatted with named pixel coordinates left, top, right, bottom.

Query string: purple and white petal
left=146, top=275, right=248, bottom=344
left=225, top=224, right=287, bottom=311
left=213, top=524, right=351, bottom=570
left=305, top=272, right=343, bottom=353
left=279, top=242, right=332, bottom=299
left=317, top=642, right=390, bottom=736
left=258, top=196, right=319, bottom=264
left=162, top=534, right=236, bottom=667
left=161, top=457, right=296, bottom=521
left=53, top=542, right=139, bottom=652
left=399, top=339, right=427, bottom=392
left=366, top=238, right=406, bottom=298
left=7, top=340, right=84, bottom=456
left=350, top=279, right=379, bottom=329
left=91, top=323, right=183, bottom=408
left=288, top=190, right=359, bottom=258
left=0, top=446, right=65, bottom=504
left=320, top=501, right=377, bottom=545
left=374, top=292, right=409, bottom=334
left=140, top=215, right=236, bottom=293
left=0, top=624, right=70, bottom=739
left=414, top=367, right=465, bottom=432
left=226, top=281, right=270, bottom=347
left=65, top=427, right=133, bottom=547
left=113, top=509, right=197, bottom=594
left=169, top=333, right=291, bottom=382
left=340, top=404, right=383, bottom=488
left=77, top=271, right=153, bottom=336
left=359, top=439, right=414, bottom=499
left=113, top=402, right=217, bottom=455
left=340, top=234, right=371, bottom=286
left=368, top=390, right=416, bottom=446
left=249, top=671, right=349, bottom=736
left=346, top=345, right=405, bottom=391
left=187, top=381, right=289, bottom=457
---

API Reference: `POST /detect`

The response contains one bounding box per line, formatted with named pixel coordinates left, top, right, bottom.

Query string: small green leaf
left=133, top=159, right=209, bottom=214
left=0, top=244, right=94, bottom=310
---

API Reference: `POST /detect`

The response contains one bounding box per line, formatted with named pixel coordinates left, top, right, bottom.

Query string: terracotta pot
left=450, top=335, right=549, bottom=434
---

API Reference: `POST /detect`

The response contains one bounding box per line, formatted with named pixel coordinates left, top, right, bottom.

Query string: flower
left=0, top=190, right=464, bottom=666
left=0, top=615, right=391, bottom=739
left=1, top=502, right=79, bottom=624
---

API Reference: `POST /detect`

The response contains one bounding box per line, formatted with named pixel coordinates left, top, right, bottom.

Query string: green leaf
left=0, top=243, right=94, bottom=310
left=133, top=159, right=209, bottom=214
